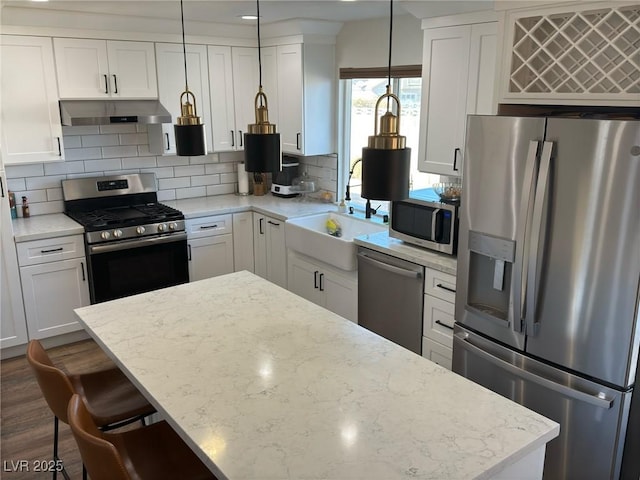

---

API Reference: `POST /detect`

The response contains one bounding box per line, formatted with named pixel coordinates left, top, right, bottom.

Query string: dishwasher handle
left=358, top=252, right=422, bottom=279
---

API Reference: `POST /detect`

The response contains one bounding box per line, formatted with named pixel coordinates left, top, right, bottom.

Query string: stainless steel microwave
left=389, top=188, right=459, bottom=255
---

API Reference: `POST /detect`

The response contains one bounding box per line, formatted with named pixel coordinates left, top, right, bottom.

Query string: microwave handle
left=431, top=208, right=441, bottom=241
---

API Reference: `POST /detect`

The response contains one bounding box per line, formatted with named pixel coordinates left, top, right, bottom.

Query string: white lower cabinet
left=16, top=235, right=89, bottom=340
left=253, top=213, right=287, bottom=288
left=422, top=268, right=456, bottom=370
left=232, top=212, right=254, bottom=273
left=186, top=214, right=234, bottom=282
left=287, top=250, right=357, bottom=323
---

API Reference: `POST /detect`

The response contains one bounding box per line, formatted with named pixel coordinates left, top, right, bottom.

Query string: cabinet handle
left=259, top=218, right=264, bottom=235
left=231, top=131, right=235, bottom=147
left=199, top=224, right=218, bottom=230
left=103, top=74, right=109, bottom=94
left=436, top=283, right=456, bottom=294
left=319, top=273, right=324, bottom=291
left=238, top=130, right=243, bottom=147
left=41, top=247, right=64, bottom=254
left=267, top=220, right=280, bottom=227
left=314, top=270, right=319, bottom=289
left=296, top=133, right=301, bottom=150
left=188, top=244, right=192, bottom=261
left=0, top=176, right=4, bottom=198
left=453, top=148, right=461, bottom=172
left=57, top=137, right=62, bottom=156
left=165, top=133, right=170, bottom=150
left=435, top=320, right=454, bottom=331
left=81, top=262, right=86, bottom=281
left=112, top=74, right=118, bottom=94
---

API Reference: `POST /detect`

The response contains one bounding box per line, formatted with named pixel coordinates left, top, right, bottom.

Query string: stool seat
left=68, top=394, right=217, bottom=480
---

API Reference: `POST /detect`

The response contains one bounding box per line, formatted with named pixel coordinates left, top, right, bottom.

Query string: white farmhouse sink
left=286, top=212, right=386, bottom=271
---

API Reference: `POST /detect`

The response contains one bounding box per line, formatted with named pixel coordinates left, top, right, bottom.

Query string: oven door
left=87, top=233, right=189, bottom=303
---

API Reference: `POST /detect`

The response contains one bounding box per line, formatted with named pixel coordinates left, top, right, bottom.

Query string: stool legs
left=52, top=416, right=71, bottom=480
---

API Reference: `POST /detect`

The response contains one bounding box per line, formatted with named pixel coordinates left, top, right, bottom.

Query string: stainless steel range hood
left=59, top=100, right=172, bottom=126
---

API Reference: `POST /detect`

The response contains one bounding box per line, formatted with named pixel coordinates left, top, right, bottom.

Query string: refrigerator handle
left=454, top=332, right=613, bottom=409
left=511, top=141, right=540, bottom=334
left=527, top=141, right=553, bottom=336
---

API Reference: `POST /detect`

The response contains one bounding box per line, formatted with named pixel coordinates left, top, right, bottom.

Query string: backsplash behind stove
left=5, top=125, right=337, bottom=216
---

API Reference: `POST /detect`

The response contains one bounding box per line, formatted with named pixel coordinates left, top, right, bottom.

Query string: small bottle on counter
left=8, top=191, right=17, bottom=219
left=21, top=196, right=30, bottom=218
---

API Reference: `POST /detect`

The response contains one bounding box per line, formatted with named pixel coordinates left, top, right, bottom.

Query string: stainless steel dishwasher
left=357, top=247, right=424, bottom=354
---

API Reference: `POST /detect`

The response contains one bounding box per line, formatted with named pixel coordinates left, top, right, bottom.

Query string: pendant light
left=361, top=0, right=410, bottom=200
left=244, top=0, right=281, bottom=173
left=174, top=0, right=206, bottom=156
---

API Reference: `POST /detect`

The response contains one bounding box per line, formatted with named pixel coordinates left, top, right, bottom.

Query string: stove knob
left=136, top=226, right=146, bottom=235
left=113, top=229, right=123, bottom=238
left=168, top=222, right=178, bottom=231
left=158, top=223, right=167, bottom=232
left=100, top=231, right=111, bottom=240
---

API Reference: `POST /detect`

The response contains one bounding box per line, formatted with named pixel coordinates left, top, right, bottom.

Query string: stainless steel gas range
left=62, top=173, right=189, bottom=303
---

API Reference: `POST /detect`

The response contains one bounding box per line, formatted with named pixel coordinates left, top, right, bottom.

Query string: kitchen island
left=74, top=271, right=558, bottom=480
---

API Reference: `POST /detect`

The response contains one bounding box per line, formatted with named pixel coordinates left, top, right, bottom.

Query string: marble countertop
left=75, top=271, right=558, bottom=480
left=354, top=231, right=457, bottom=275
left=10, top=194, right=338, bottom=242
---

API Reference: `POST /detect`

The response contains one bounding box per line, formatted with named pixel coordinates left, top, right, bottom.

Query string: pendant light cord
left=257, top=0, right=263, bottom=99
left=180, top=0, right=189, bottom=90
left=386, top=0, right=393, bottom=111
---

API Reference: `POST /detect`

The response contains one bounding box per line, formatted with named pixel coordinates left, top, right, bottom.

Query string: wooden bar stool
left=26, top=340, right=156, bottom=480
left=68, top=394, right=217, bottom=480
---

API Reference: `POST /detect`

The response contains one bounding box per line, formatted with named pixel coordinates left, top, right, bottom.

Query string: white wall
left=335, top=14, right=423, bottom=69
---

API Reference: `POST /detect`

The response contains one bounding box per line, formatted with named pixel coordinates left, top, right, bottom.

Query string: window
left=340, top=70, right=440, bottom=215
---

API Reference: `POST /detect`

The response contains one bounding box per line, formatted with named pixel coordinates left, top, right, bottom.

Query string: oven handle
left=88, top=232, right=187, bottom=254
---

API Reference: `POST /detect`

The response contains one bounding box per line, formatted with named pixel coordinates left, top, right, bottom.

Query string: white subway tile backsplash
left=84, top=158, right=123, bottom=172
left=175, top=186, right=207, bottom=199
left=157, top=190, right=176, bottom=202
left=82, top=134, right=119, bottom=148
left=6, top=130, right=337, bottom=217
left=159, top=177, right=190, bottom=190
left=122, top=156, right=157, bottom=169
left=65, top=147, right=102, bottom=161
left=174, top=165, right=205, bottom=177
left=157, top=155, right=190, bottom=167
left=63, top=126, right=99, bottom=135
left=100, top=124, right=137, bottom=134
left=140, top=167, right=174, bottom=179
left=206, top=184, right=235, bottom=196
left=26, top=175, right=67, bottom=190
left=191, top=175, right=220, bottom=187
left=5, top=163, right=45, bottom=178
left=47, top=188, right=64, bottom=201
left=119, top=133, right=148, bottom=146
left=102, top=145, right=138, bottom=159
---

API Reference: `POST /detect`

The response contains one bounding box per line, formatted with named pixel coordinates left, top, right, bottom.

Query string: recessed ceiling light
left=31, top=0, right=50, bottom=2
left=241, top=15, right=259, bottom=20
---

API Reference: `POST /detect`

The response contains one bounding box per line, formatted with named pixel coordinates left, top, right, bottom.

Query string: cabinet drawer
left=422, top=337, right=452, bottom=371
left=423, top=294, right=455, bottom=347
left=424, top=268, right=456, bottom=302
left=16, top=235, right=85, bottom=267
left=185, top=214, right=232, bottom=239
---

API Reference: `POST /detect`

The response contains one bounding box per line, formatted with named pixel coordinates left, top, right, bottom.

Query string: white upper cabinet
left=498, top=2, right=640, bottom=106
left=208, top=46, right=259, bottom=152
left=54, top=38, right=158, bottom=99
left=155, top=43, right=212, bottom=154
left=276, top=43, right=335, bottom=156
left=1, top=35, right=64, bottom=165
left=418, top=21, right=497, bottom=176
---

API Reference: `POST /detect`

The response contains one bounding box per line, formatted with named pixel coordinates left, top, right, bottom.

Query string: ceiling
left=1, top=1, right=495, bottom=26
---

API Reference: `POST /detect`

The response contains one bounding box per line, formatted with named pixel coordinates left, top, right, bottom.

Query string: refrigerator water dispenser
left=466, top=231, right=515, bottom=322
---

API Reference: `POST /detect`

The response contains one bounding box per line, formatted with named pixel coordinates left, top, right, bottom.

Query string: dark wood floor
left=1, top=340, right=116, bottom=480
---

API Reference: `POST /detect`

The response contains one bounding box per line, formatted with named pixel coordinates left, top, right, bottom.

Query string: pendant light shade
left=244, top=0, right=282, bottom=173
left=174, top=0, right=206, bottom=156
left=360, top=0, right=410, bottom=200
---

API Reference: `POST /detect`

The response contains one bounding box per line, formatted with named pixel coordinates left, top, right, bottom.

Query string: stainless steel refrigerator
left=452, top=115, right=640, bottom=480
